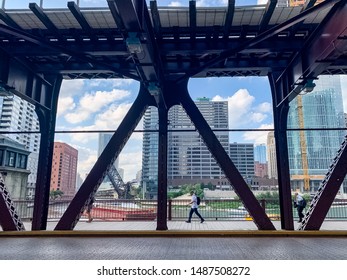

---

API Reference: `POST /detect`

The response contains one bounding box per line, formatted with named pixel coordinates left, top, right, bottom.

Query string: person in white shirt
left=186, top=191, right=205, bottom=223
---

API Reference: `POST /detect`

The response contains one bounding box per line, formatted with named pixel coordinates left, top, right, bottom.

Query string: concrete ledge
left=1, top=230, right=347, bottom=238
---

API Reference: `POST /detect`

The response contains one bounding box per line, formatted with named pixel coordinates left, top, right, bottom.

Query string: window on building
left=5, top=151, right=16, bottom=167
left=17, top=154, right=27, bottom=169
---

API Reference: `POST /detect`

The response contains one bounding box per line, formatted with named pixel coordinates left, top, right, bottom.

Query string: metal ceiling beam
left=277, top=0, right=347, bottom=106
left=0, top=9, right=21, bottom=29
left=0, top=23, right=138, bottom=80
left=67, top=1, right=91, bottom=32
left=2, top=37, right=301, bottom=57
left=189, top=0, right=196, bottom=40
left=259, top=0, right=277, bottom=31
left=303, top=0, right=318, bottom=10
left=150, top=0, right=162, bottom=39
left=223, top=0, right=235, bottom=38
left=29, top=3, right=58, bottom=33
left=109, top=1, right=165, bottom=91
left=176, top=0, right=341, bottom=82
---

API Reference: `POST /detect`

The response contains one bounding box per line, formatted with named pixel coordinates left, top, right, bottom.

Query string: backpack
left=196, top=196, right=201, bottom=205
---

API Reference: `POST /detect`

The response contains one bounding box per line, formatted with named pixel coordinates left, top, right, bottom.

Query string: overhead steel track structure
left=0, top=0, right=346, bottom=231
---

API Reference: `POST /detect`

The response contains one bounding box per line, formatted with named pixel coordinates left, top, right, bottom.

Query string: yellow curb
left=1, top=230, right=347, bottom=238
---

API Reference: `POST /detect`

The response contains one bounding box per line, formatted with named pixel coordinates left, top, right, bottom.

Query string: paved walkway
left=24, top=219, right=347, bottom=232
left=1, top=220, right=347, bottom=260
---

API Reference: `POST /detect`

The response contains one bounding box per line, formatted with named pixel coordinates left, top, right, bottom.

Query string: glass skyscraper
left=254, top=144, right=267, bottom=164
left=287, top=75, right=346, bottom=193
left=142, top=98, right=229, bottom=198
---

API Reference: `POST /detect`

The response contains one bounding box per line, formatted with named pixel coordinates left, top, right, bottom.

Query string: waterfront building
left=50, top=142, right=78, bottom=198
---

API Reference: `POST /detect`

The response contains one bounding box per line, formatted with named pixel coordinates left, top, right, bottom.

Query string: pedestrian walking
left=186, top=191, right=205, bottom=223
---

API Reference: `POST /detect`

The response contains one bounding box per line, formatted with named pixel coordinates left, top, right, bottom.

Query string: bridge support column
left=32, top=76, right=62, bottom=230
left=156, top=101, right=168, bottom=230
left=269, top=73, right=294, bottom=230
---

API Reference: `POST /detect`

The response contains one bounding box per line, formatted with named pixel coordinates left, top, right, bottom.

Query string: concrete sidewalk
left=1, top=219, right=346, bottom=236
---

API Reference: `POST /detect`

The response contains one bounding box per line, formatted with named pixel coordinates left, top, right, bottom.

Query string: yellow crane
left=297, top=95, right=310, bottom=191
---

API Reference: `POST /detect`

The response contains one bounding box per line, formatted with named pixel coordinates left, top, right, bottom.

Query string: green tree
left=49, top=189, right=64, bottom=200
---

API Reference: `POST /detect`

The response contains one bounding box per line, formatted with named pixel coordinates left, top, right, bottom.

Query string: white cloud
left=257, top=102, right=272, bottom=113
left=78, top=153, right=97, bottom=179
left=213, top=89, right=255, bottom=127
left=71, top=131, right=98, bottom=144
left=228, top=89, right=255, bottom=126
left=88, top=79, right=135, bottom=88
left=65, top=102, right=143, bottom=144
left=120, top=150, right=142, bottom=182
left=168, top=1, right=183, bottom=7
left=60, top=80, right=84, bottom=98
left=93, top=103, right=132, bottom=129
left=213, top=89, right=273, bottom=128
left=257, top=0, right=268, bottom=4
left=64, top=89, right=130, bottom=124
left=57, top=97, right=75, bottom=117
left=250, top=112, right=267, bottom=123
left=243, top=123, right=274, bottom=145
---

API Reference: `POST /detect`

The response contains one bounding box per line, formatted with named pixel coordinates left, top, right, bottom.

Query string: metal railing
left=11, top=198, right=347, bottom=222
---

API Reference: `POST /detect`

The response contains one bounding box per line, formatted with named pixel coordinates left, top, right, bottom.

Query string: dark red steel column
left=178, top=80, right=275, bottom=230
left=55, top=85, right=154, bottom=230
left=156, top=101, right=168, bottom=230
left=269, top=73, right=294, bottom=230
left=32, top=76, right=62, bottom=230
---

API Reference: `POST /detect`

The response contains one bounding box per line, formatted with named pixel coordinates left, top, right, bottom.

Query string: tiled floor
left=33, top=219, right=347, bottom=231
left=1, top=220, right=347, bottom=260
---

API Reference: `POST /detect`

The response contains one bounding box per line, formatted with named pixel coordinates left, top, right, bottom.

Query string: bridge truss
left=0, top=0, right=346, bottom=231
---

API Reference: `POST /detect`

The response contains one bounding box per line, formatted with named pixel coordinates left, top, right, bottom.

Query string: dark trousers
left=297, top=206, right=304, bottom=221
left=188, top=208, right=204, bottom=222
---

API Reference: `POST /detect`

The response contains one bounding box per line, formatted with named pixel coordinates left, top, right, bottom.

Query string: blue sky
left=5, top=0, right=346, bottom=181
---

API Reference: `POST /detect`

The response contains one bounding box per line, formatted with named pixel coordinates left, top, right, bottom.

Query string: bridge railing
left=11, top=198, right=347, bottom=222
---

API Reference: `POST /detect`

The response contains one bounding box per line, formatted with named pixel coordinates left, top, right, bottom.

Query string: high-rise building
left=50, top=142, right=78, bottom=198
left=229, top=143, right=255, bottom=180
left=267, top=131, right=278, bottom=180
left=142, top=98, right=229, bottom=198
left=98, top=132, right=120, bottom=169
left=254, top=144, right=267, bottom=164
left=287, top=75, right=346, bottom=192
left=97, top=133, right=121, bottom=192
left=141, top=106, right=159, bottom=198
left=0, top=95, right=40, bottom=198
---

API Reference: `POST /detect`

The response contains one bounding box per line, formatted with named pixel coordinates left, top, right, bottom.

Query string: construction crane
left=297, top=95, right=310, bottom=191
left=106, top=165, right=134, bottom=199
